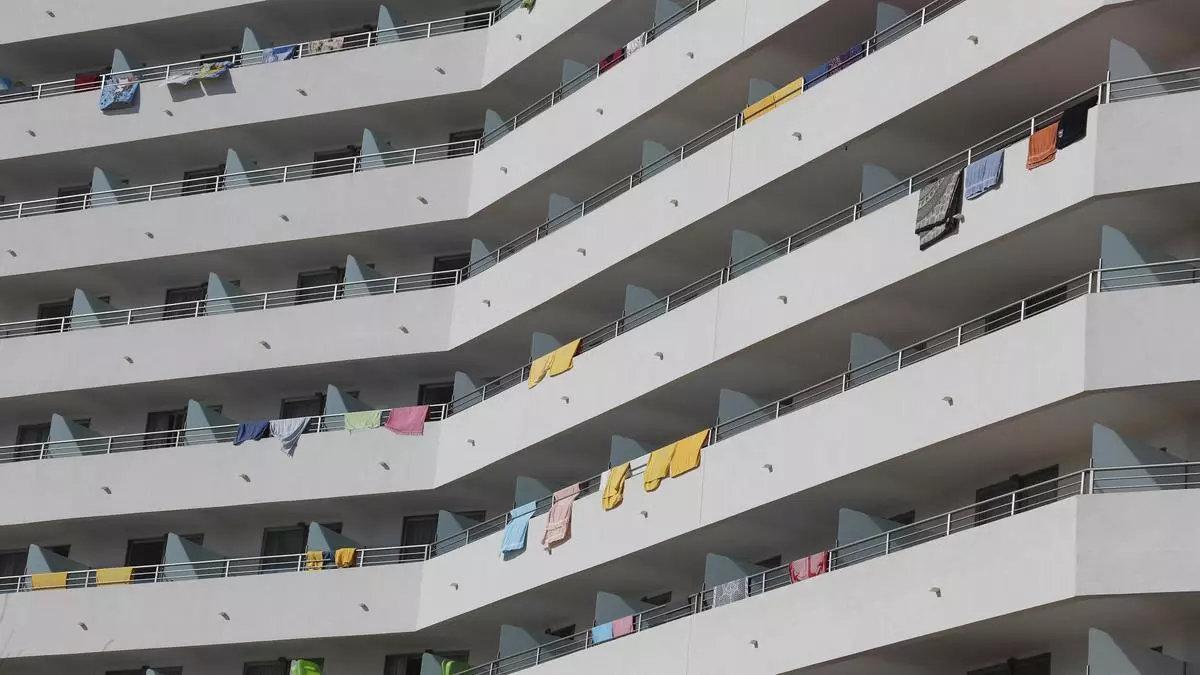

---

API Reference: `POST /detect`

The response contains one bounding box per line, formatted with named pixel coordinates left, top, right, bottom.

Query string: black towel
left=1056, top=96, right=1097, bottom=150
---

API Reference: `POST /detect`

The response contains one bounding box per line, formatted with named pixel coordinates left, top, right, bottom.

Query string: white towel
left=270, top=417, right=311, bottom=455
left=626, top=33, right=646, bottom=56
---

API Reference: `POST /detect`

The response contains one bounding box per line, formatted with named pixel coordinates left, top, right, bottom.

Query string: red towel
left=1026, top=122, right=1059, bottom=170
left=598, top=47, right=626, bottom=74
left=612, top=615, right=635, bottom=638
left=74, top=73, right=102, bottom=91
left=384, top=405, right=429, bottom=435
left=789, top=551, right=829, bottom=583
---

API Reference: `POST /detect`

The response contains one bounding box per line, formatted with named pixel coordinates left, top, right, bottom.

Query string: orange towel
left=30, top=572, right=68, bottom=590
left=1026, top=122, right=1059, bottom=170
left=334, top=547, right=357, bottom=568
left=95, top=566, right=133, bottom=586
left=668, top=429, right=710, bottom=478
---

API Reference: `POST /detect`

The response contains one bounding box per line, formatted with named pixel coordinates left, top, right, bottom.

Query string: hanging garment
left=669, top=429, right=710, bottom=478
left=161, top=67, right=201, bottom=86
left=591, top=622, right=615, bottom=644
left=0, top=76, right=15, bottom=91
left=501, top=501, right=538, bottom=555
left=712, top=578, right=748, bottom=607
left=602, top=462, right=631, bottom=511
left=290, top=660, right=323, bottom=675
left=522, top=0, right=536, bottom=9
left=334, top=547, right=357, bottom=568
left=548, top=339, right=583, bottom=377
left=233, top=420, right=270, bottom=445
left=262, top=45, right=297, bottom=63
left=829, top=42, right=865, bottom=75
left=772, top=76, right=805, bottom=106
left=598, top=47, right=627, bottom=74
left=612, top=614, right=636, bottom=638
left=915, top=171, right=963, bottom=251
left=803, top=62, right=831, bottom=90
left=304, top=550, right=326, bottom=571
left=95, top=566, right=133, bottom=586
left=644, top=444, right=675, bottom=492
left=742, top=93, right=775, bottom=124
left=306, top=37, right=346, bottom=55
left=1026, top=122, right=1059, bottom=170
left=964, top=149, right=1004, bottom=200
left=528, top=351, right=554, bottom=388
left=270, top=417, right=311, bottom=455
left=626, top=33, right=647, bottom=56
left=542, top=483, right=582, bottom=550
left=344, top=410, right=382, bottom=432
left=1056, top=97, right=1096, bottom=150
left=196, top=62, right=231, bottom=80
left=789, top=551, right=830, bottom=582
left=383, top=405, right=429, bottom=435
left=98, top=76, right=139, bottom=110
left=30, top=572, right=68, bottom=590
left=74, top=73, right=101, bottom=91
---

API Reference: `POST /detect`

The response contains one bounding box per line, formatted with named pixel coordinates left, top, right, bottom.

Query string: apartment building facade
left=1, top=0, right=1199, bottom=672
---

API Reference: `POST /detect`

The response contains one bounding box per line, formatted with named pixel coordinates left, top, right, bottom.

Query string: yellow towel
left=334, top=547, right=357, bottom=568
left=548, top=339, right=582, bottom=377
left=602, top=463, right=631, bottom=511
left=528, top=352, right=554, bottom=388
left=95, top=566, right=133, bottom=586
left=644, top=445, right=675, bottom=492
left=30, top=572, right=68, bottom=590
left=304, top=550, right=325, bottom=571
left=669, top=429, right=710, bottom=478
left=742, top=94, right=776, bottom=124
left=773, top=76, right=804, bottom=106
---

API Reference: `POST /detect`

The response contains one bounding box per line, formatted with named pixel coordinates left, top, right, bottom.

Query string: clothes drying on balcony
left=1026, top=122, right=1059, bottom=170
left=789, top=551, right=830, bottom=582
left=644, top=443, right=674, bottom=492
left=626, top=33, right=646, bottom=56
left=591, top=622, right=615, bottom=644
left=669, top=429, right=709, bottom=477
left=304, top=550, right=326, bottom=571
left=528, top=339, right=581, bottom=388
left=384, top=405, right=428, bottom=435
left=599, top=47, right=627, bottom=74
left=1056, top=97, right=1096, bottom=150
left=263, top=45, right=296, bottom=63
left=742, top=91, right=776, bottom=124
left=95, top=566, right=133, bottom=585
left=965, top=149, right=1005, bottom=200
left=306, top=37, right=346, bottom=55
left=522, top=0, right=536, bottom=10
left=543, top=483, right=582, bottom=550
left=915, top=170, right=963, bottom=250
left=98, top=76, right=138, bottom=110
left=270, top=416, right=311, bottom=455
left=334, top=547, right=357, bottom=568
left=612, top=614, right=636, bottom=637
left=74, top=73, right=101, bottom=91
left=712, top=578, right=748, bottom=607
left=290, top=659, right=323, bottom=675
left=233, top=420, right=270, bottom=445
left=29, top=572, right=68, bottom=590
left=502, top=501, right=538, bottom=555
left=828, top=42, right=865, bottom=76
left=602, top=462, right=631, bottom=511
left=344, top=410, right=382, bottom=432
left=197, top=62, right=232, bottom=79
left=772, top=76, right=805, bottom=106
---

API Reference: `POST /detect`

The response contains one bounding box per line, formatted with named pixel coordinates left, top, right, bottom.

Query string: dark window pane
left=296, top=268, right=344, bottom=305
left=418, top=382, right=454, bottom=406
left=163, top=283, right=208, bottom=320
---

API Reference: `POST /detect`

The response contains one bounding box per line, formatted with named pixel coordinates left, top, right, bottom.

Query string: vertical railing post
left=1010, top=491, right=1018, bottom=517
left=945, top=511, right=952, bottom=536
left=282, top=166, right=289, bottom=183
left=147, top=184, right=154, bottom=202
left=883, top=531, right=890, bottom=554
left=106, top=437, right=114, bottom=454
left=127, top=309, right=134, bottom=326
left=920, top=6, right=926, bottom=24
left=957, top=324, right=963, bottom=346
left=841, top=372, right=848, bottom=392
left=1019, top=299, right=1026, bottom=321
left=774, top=400, right=781, bottom=420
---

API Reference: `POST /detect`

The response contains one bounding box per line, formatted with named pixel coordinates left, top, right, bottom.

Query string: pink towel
left=612, top=615, right=635, bottom=638
left=789, top=551, right=830, bottom=583
left=384, top=405, right=429, bottom=435
left=542, top=483, right=582, bottom=550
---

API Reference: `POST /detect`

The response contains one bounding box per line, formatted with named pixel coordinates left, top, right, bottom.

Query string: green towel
left=443, top=660, right=468, bottom=675
left=290, top=660, right=322, bottom=675
left=344, top=410, right=382, bottom=432
left=522, top=0, right=535, bottom=9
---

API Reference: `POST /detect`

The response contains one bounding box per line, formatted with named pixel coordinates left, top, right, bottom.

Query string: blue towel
left=233, top=420, right=270, bottom=445
left=0, top=77, right=13, bottom=90
left=591, top=622, right=614, bottom=644
left=803, top=62, right=831, bottom=90
left=964, top=149, right=1004, bottom=200
left=500, top=502, right=537, bottom=555
left=98, top=78, right=138, bottom=110
left=263, top=45, right=296, bottom=63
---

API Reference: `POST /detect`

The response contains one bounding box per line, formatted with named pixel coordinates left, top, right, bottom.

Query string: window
left=463, top=6, right=498, bottom=30
left=163, top=283, right=209, bottom=320
left=180, top=165, right=225, bottom=197
left=279, top=394, right=325, bottom=419
left=447, top=129, right=483, bottom=158
left=545, top=623, right=576, bottom=640
left=11, top=419, right=90, bottom=461
left=383, top=654, right=422, bottom=675
left=974, top=466, right=1060, bottom=525
left=296, top=268, right=344, bottom=305
left=125, top=534, right=203, bottom=567
left=55, top=184, right=91, bottom=213
left=143, top=408, right=187, bottom=450
left=312, top=146, right=359, bottom=178
left=640, top=591, right=672, bottom=606
left=0, top=550, right=28, bottom=577
left=753, top=555, right=782, bottom=569
left=417, top=381, right=455, bottom=407
left=432, top=253, right=470, bottom=288
left=401, top=511, right=486, bottom=547
left=967, top=653, right=1051, bottom=675
left=261, top=523, right=340, bottom=556
left=35, top=298, right=72, bottom=334
left=886, top=510, right=916, bottom=526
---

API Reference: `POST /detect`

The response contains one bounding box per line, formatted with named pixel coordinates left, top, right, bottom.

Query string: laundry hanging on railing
left=964, top=149, right=1004, bottom=200
left=741, top=91, right=776, bottom=125
left=384, top=405, right=428, bottom=435
left=543, top=482, right=582, bottom=550
left=98, top=75, right=139, bottom=110
left=306, top=37, right=346, bottom=55
left=827, top=42, right=865, bottom=77
left=270, top=416, right=311, bottom=455
left=712, top=578, right=748, bottom=607
left=290, top=659, right=323, bottom=675
left=591, top=622, right=615, bottom=644
left=644, top=443, right=674, bottom=491
left=262, top=45, right=297, bottom=63
left=528, top=338, right=582, bottom=388
left=304, top=550, right=326, bottom=571
left=1026, top=122, right=1059, bottom=170
left=1056, top=96, right=1096, bottom=150
left=645, top=429, right=710, bottom=491
left=626, top=33, right=646, bottom=56
left=74, top=73, right=101, bottom=91
left=915, top=170, right=963, bottom=250
left=95, top=566, right=133, bottom=586
left=233, top=420, right=270, bottom=445
left=788, top=551, right=829, bottom=582
left=197, top=62, right=232, bottom=79
left=29, top=572, right=68, bottom=590
left=501, top=501, right=538, bottom=555
left=334, top=547, right=357, bottom=568
left=344, top=410, right=382, bottom=432
left=772, top=76, right=805, bottom=106
left=602, top=462, right=631, bottom=511
left=612, top=614, right=635, bottom=637
left=598, top=47, right=627, bottom=74
left=522, top=0, right=536, bottom=10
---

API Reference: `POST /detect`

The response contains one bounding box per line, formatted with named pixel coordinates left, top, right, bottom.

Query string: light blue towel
left=591, top=622, right=614, bottom=644
left=964, top=149, right=1004, bottom=200
left=263, top=45, right=296, bottom=63
left=500, top=502, right=537, bottom=555
left=98, top=78, right=139, bottom=110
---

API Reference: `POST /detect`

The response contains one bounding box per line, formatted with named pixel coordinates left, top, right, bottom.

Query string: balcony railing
left=456, top=460, right=1200, bottom=675
left=0, top=0, right=523, bottom=106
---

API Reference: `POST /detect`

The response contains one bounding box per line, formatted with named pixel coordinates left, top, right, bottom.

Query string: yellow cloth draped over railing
left=602, top=462, right=631, bottom=511
left=30, top=571, right=68, bottom=590
left=772, top=76, right=805, bottom=106
left=742, top=93, right=776, bottom=124
left=644, top=445, right=675, bottom=492
left=528, top=339, right=582, bottom=388
left=95, top=566, right=134, bottom=586
left=644, top=429, right=711, bottom=492
left=334, top=547, right=357, bottom=568
left=304, top=550, right=326, bottom=571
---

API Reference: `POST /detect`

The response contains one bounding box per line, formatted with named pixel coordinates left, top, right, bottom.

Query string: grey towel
left=712, top=578, right=748, bottom=607
left=269, top=417, right=311, bottom=456
left=915, top=171, right=963, bottom=234
left=964, top=150, right=1004, bottom=200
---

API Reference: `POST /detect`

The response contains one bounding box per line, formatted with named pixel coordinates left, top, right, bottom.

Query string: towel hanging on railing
left=384, top=405, right=428, bottom=435
left=95, top=566, right=134, bottom=586
left=1056, top=96, right=1096, bottom=150
left=712, top=578, right=748, bottom=607
left=543, top=483, right=582, bottom=550
left=233, top=420, right=270, bottom=445
left=334, top=547, right=357, bottom=568
left=1026, top=122, right=1059, bottom=170
left=98, top=75, right=138, bottom=110
left=262, top=45, right=296, bottom=63
left=788, top=551, right=830, bottom=582
left=270, top=417, right=311, bottom=455
left=602, top=462, right=631, bottom=511
left=344, top=410, right=382, bottom=432
left=964, top=149, right=1004, bottom=200
left=915, top=170, right=963, bottom=250
left=501, top=501, right=538, bottom=555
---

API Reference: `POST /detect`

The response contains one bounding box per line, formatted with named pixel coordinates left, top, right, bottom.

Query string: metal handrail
left=457, top=461, right=1199, bottom=675
left=0, top=405, right=448, bottom=463
left=0, top=139, right=479, bottom=222
left=0, top=269, right=461, bottom=340
left=0, top=4, right=521, bottom=106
